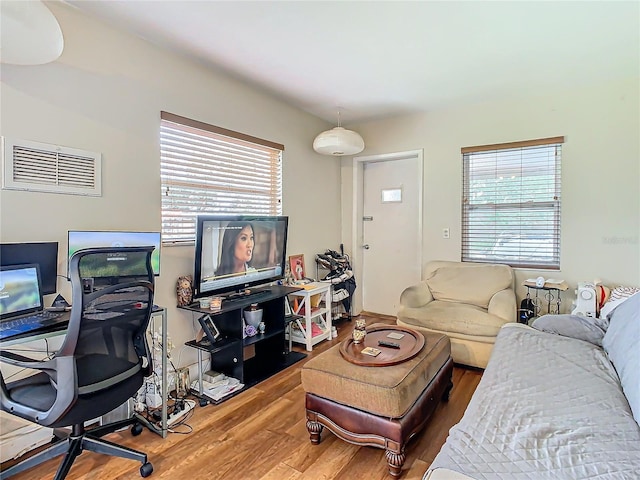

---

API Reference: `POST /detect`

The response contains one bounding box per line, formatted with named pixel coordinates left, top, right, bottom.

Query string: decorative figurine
left=352, top=317, right=367, bottom=344
left=259, top=321, right=266, bottom=334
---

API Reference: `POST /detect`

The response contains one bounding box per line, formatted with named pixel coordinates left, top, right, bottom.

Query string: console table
left=180, top=286, right=306, bottom=404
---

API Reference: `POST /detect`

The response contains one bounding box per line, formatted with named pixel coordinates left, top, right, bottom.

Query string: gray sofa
left=424, top=292, right=640, bottom=479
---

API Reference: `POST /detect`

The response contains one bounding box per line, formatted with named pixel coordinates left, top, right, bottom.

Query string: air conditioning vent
left=2, top=137, right=101, bottom=196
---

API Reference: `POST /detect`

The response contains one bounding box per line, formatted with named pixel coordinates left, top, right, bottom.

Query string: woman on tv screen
left=215, top=222, right=257, bottom=276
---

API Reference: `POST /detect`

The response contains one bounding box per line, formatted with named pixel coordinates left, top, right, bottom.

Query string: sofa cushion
left=603, top=292, right=640, bottom=425
left=426, top=265, right=512, bottom=309
left=399, top=300, right=507, bottom=337
left=532, top=314, right=608, bottom=346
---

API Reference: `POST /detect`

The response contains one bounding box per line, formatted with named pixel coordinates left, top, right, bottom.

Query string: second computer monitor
left=0, top=242, right=59, bottom=295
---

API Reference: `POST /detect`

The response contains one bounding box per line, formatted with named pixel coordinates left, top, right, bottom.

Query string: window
left=461, top=136, right=563, bottom=269
left=160, top=112, right=283, bottom=244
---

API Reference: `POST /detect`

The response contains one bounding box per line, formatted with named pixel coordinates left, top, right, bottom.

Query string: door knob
left=362, top=244, right=370, bottom=250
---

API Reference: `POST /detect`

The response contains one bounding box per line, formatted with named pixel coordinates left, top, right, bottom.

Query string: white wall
left=343, top=78, right=640, bottom=312
left=0, top=3, right=340, bottom=369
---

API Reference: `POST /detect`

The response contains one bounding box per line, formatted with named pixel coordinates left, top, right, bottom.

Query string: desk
left=0, top=306, right=169, bottom=438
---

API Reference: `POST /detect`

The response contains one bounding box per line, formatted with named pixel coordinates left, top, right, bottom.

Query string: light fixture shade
left=313, top=127, right=365, bottom=156
left=0, top=0, right=64, bottom=65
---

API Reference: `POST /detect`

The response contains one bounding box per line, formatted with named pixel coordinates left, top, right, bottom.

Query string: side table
left=287, top=282, right=332, bottom=351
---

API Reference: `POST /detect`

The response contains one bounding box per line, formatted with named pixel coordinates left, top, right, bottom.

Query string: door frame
left=351, top=150, right=424, bottom=314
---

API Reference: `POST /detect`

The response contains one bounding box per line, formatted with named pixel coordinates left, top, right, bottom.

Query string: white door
left=361, top=153, right=422, bottom=315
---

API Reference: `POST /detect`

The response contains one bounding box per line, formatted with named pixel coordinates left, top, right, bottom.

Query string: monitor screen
left=68, top=231, right=161, bottom=276
left=0, top=242, right=58, bottom=295
left=0, top=264, right=43, bottom=319
left=194, top=215, right=288, bottom=298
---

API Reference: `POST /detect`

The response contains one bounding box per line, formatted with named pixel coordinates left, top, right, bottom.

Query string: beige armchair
left=397, top=261, right=516, bottom=368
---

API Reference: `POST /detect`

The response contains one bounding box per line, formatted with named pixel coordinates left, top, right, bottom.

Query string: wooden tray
left=339, top=325, right=425, bottom=366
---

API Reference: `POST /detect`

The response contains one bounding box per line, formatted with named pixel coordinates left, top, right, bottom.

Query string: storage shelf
left=243, top=328, right=283, bottom=347
left=181, top=286, right=307, bottom=404
left=288, top=283, right=332, bottom=351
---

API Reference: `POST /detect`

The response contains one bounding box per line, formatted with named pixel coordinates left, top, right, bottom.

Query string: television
left=0, top=242, right=59, bottom=295
left=193, top=215, right=288, bottom=299
left=67, top=231, right=161, bottom=279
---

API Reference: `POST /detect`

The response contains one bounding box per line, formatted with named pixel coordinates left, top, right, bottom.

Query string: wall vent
left=2, top=137, right=102, bottom=196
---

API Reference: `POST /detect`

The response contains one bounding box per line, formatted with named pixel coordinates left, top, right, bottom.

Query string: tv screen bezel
left=193, top=215, right=288, bottom=299
left=67, top=230, right=161, bottom=278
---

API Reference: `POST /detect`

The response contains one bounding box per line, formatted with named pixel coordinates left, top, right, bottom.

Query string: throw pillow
left=602, top=292, right=640, bottom=425
left=532, top=314, right=607, bottom=346
left=600, top=286, right=640, bottom=319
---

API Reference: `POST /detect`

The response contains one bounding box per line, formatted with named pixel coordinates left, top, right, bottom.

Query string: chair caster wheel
left=199, top=398, right=208, bottom=407
left=140, top=462, right=153, bottom=477
left=131, top=423, right=143, bottom=436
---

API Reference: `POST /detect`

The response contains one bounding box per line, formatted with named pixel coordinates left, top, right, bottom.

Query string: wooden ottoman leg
left=442, top=379, right=453, bottom=401
left=306, top=412, right=323, bottom=444
left=385, top=448, right=406, bottom=477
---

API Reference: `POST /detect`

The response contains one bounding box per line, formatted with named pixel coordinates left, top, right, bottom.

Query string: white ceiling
left=65, top=1, right=639, bottom=125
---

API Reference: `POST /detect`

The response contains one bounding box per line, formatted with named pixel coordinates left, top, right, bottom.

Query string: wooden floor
left=4, top=313, right=482, bottom=480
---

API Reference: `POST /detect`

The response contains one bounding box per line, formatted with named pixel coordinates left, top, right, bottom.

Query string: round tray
left=339, top=325, right=425, bottom=366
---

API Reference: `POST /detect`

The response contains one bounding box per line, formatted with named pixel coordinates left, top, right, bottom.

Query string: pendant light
left=313, top=111, right=365, bottom=156
left=0, top=1, right=64, bottom=65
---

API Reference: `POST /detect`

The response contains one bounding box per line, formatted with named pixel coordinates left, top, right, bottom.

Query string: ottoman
left=301, top=327, right=453, bottom=477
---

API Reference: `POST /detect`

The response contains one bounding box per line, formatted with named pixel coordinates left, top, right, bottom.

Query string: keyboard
left=0, top=311, right=66, bottom=340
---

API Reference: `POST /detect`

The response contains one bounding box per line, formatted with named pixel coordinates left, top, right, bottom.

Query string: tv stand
left=223, top=287, right=272, bottom=307
left=181, top=285, right=306, bottom=404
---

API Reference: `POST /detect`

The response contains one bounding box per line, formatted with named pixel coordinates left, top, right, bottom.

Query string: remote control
left=378, top=340, right=400, bottom=349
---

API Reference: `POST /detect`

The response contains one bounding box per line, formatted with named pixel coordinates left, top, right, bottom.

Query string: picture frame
left=198, top=314, right=221, bottom=343
left=284, top=296, right=292, bottom=317
left=289, top=254, right=306, bottom=281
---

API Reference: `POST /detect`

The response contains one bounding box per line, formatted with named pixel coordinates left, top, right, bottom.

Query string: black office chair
left=0, top=246, right=156, bottom=479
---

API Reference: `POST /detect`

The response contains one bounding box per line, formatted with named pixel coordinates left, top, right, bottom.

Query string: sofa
left=424, top=291, right=640, bottom=479
left=397, top=261, right=516, bottom=368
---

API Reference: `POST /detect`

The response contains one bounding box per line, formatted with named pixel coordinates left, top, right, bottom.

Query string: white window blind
left=160, top=112, right=283, bottom=244
left=462, top=136, right=563, bottom=269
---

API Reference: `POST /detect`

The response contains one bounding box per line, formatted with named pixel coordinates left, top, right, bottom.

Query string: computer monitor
left=0, top=242, right=59, bottom=295
left=67, top=231, right=161, bottom=277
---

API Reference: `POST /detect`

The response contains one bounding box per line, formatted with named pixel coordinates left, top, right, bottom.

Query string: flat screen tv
left=67, top=231, right=161, bottom=279
left=0, top=242, right=59, bottom=295
left=193, top=215, right=288, bottom=298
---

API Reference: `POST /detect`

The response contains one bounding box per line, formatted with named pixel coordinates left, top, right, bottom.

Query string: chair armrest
left=488, top=288, right=517, bottom=322
left=0, top=351, right=58, bottom=375
left=399, top=282, right=434, bottom=308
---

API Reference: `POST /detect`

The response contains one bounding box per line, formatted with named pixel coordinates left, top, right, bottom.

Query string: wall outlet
left=443, top=228, right=450, bottom=239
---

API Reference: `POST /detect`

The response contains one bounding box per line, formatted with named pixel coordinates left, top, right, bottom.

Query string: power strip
left=166, top=400, right=195, bottom=427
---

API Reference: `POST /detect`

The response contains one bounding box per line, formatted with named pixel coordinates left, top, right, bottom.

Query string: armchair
left=0, top=246, right=156, bottom=479
left=397, top=261, right=516, bottom=368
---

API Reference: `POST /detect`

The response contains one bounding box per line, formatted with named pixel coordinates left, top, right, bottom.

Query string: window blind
left=461, top=136, right=563, bottom=269
left=160, top=112, right=283, bottom=245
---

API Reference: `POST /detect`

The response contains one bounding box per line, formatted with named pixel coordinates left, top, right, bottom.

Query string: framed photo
left=284, top=296, right=292, bottom=317
left=289, top=254, right=306, bottom=281
left=198, top=314, right=221, bottom=343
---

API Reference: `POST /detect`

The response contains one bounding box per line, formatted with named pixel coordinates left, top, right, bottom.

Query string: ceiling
left=64, top=1, right=639, bottom=125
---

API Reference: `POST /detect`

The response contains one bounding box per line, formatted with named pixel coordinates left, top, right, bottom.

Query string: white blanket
left=428, top=323, right=640, bottom=479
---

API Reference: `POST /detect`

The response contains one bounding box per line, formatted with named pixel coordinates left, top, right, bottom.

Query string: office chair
left=0, top=246, right=156, bottom=479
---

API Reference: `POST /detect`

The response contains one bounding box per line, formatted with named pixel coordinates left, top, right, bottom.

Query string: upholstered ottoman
left=301, top=326, right=453, bottom=477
